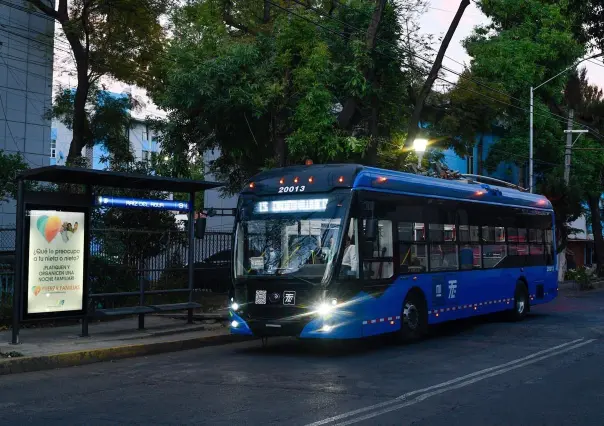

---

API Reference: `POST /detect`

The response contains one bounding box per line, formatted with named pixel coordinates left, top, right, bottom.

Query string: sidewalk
left=0, top=314, right=243, bottom=376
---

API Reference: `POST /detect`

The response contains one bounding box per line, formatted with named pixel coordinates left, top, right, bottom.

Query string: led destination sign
left=96, top=196, right=190, bottom=211
left=255, top=198, right=328, bottom=214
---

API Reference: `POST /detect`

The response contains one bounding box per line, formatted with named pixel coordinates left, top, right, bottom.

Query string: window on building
left=50, top=139, right=56, bottom=158
left=142, top=150, right=151, bottom=163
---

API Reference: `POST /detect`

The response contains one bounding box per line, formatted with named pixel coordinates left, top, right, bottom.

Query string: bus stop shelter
left=11, top=166, right=222, bottom=344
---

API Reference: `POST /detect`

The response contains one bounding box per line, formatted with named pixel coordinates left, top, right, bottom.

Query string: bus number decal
left=278, top=186, right=306, bottom=193
left=448, top=280, right=457, bottom=299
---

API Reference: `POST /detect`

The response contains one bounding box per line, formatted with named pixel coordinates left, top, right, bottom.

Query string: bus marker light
left=377, top=177, right=387, bottom=183
left=475, top=190, right=485, bottom=196
left=249, top=182, right=255, bottom=189
left=294, top=177, right=299, bottom=183
left=338, top=176, right=344, bottom=183
left=308, top=176, right=314, bottom=183
left=279, top=177, right=285, bottom=184
left=231, top=320, right=239, bottom=328
left=231, top=302, right=240, bottom=311
left=390, top=321, right=395, bottom=325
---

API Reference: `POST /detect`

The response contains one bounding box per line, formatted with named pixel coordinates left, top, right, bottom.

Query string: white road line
left=305, top=338, right=587, bottom=426
left=333, top=339, right=595, bottom=426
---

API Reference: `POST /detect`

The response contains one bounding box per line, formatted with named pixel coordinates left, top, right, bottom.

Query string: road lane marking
left=306, top=338, right=588, bottom=426
left=333, top=339, right=595, bottom=425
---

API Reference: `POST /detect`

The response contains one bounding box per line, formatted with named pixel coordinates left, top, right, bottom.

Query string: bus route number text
left=278, top=186, right=305, bottom=193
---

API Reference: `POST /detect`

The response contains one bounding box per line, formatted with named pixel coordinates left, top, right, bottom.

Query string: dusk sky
left=419, top=0, right=604, bottom=89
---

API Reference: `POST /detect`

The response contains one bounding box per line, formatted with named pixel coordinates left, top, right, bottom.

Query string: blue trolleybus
left=229, top=164, right=557, bottom=341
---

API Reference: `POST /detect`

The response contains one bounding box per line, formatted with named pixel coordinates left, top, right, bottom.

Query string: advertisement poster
left=27, top=210, right=85, bottom=314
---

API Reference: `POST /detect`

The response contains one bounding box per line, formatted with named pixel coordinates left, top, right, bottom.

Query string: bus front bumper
left=229, top=310, right=357, bottom=339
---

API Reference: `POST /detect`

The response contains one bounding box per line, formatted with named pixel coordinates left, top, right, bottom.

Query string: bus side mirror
left=365, top=219, right=378, bottom=242
left=195, top=217, right=207, bottom=239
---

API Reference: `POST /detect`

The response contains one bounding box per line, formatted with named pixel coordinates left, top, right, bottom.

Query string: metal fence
left=0, top=228, right=233, bottom=304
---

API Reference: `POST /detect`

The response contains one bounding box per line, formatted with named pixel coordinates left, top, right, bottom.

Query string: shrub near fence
left=0, top=227, right=233, bottom=312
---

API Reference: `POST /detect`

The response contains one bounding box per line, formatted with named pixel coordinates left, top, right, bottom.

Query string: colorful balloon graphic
left=37, top=215, right=62, bottom=243
left=32, top=286, right=41, bottom=296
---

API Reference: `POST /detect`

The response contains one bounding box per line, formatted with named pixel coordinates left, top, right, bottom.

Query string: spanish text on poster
left=27, top=210, right=85, bottom=314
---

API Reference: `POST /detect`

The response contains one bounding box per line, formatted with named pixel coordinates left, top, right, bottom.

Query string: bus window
left=482, top=225, right=507, bottom=269
left=340, top=218, right=359, bottom=279
left=399, top=222, right=427, bottom=273
left=459, top=225, right=481, bottom=270
left=429, top=223, right=458, bottom=271
left=361, top=219, right=394, bottom=280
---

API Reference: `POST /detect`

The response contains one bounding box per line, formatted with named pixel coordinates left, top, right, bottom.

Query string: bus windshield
left=234, top=193, right=350, bottom=283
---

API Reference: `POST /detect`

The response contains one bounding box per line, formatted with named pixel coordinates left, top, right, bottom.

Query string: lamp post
left=529, top=52, right=603, bottom=193
left=413, top=138, right=428, bottom=168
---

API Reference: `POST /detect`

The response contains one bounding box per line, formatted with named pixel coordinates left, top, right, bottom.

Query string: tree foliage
left=0, top=152, right=31, bottom=202
left=28, top=0, right=169, bottom=163
left=148, top=0, right=430, bottom=194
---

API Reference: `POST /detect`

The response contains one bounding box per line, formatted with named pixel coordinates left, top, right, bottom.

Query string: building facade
left=0, top=0, right=54, bottom=226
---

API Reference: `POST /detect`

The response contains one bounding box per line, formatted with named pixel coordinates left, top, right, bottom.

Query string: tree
left=566, top=69, right=604, bottom=275
left=148, top=0, right=427, bottom=194
left=405, top=0, right=471, bottom=148
left=0, top=152, right=31, bottom=201
left=48, top=85, right=138, bottom=167
left=436, top=70, right=509, bottom=176
left=461, top=0, right=586, bottom=273
left=28, top=0, right=168, bottom=164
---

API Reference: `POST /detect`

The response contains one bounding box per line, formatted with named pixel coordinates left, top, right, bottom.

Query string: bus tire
left=399, top=291, right=428, bottom=342
left=509, top=282, right=529, bottom=322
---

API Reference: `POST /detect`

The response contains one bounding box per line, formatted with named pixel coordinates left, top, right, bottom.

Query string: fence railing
left=0, top=228, right=234, bottom=305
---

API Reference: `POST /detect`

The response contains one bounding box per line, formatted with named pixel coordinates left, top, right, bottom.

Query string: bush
left=565, top=267, right=593, bottom=290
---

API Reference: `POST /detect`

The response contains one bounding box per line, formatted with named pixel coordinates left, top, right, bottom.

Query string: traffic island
left=0, top=315, right=247, bottom=376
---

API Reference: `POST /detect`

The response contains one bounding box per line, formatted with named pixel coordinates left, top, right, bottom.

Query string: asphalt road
left=3, top=291, right=604, bottom=426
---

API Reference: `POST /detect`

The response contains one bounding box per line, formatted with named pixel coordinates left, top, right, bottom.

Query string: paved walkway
left=0, top=315, right=228, bottom=359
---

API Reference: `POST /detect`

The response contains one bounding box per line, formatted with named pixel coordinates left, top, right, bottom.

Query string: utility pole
left=529, top=87, right=534, bottom=192
left=564, top=109, right=574, bottom=185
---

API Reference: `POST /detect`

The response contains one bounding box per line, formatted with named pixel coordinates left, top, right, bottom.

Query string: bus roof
left=243, top=164, right=553, bottom=211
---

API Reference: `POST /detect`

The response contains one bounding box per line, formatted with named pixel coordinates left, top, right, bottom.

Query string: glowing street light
left=413, top=138, right=428, bottom=168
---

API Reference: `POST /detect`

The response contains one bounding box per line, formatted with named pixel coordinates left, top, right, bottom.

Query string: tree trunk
left=405, top=0, right=470, bottom=148
left=337, top=0, right=387, bottom=130
left=68, top=67, right=90, bottom=164
left=587, top=193, right=604, bottom=276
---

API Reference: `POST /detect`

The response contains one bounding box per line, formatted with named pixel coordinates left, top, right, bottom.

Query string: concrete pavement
left=2, top=291, right=604, bottom=425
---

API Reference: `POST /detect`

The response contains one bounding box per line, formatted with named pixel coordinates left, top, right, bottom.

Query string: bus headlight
left=315, top=299, right=337, bottom=317
left=231, top=302, right=240, bottom=311
left=231, top=320, right=239, bottom=328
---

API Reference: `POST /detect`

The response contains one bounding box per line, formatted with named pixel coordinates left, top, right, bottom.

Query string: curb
left=0, top=333, right=253, bottom=376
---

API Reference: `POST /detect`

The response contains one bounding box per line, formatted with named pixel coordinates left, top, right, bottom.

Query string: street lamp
left=413, top=138, right=428, bottom=168
left=529, top=52, right=603, bottom=193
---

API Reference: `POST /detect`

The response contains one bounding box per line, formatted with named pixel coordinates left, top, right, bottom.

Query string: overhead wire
left=322, top=0, right=604, bottom=139
left=274, top=0, right=604, bottom=141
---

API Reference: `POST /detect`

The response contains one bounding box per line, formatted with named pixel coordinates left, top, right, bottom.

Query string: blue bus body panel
left=233, top=164, right=557, bottom=340
left=230, top=267, right=557, bottom=339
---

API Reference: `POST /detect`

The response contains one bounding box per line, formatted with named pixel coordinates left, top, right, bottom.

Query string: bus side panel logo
left=432, top=276, right=445, bottom=306
left=283, top=291, right=296, bottom=305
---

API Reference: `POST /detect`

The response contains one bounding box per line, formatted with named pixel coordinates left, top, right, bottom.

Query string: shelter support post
left=81, top=185, right=92, bottom=337
left=188, top=191, right=195, bottom=324
left=11, top=179, right=24, bottom=345
left=139, top=256, right=145, bottom=330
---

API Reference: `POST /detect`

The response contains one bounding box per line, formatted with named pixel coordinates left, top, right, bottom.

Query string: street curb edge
left=0, top=333, right=251, bottom=376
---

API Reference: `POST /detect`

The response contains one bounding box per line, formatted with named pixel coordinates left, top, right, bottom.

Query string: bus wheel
left=399, top=292, right=427, bottom=342
left=509, top=282, right=529, bottom=322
